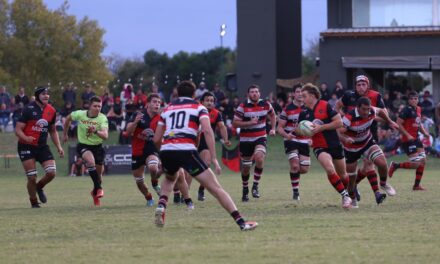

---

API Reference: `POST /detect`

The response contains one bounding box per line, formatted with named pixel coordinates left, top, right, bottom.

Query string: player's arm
left=267, top=106, right=276, bottom=136
left=15, top=122, right=34, bottom=144
left=49, top=124, right=64, bottom=157
left=125, top=112, right=142, bottom=135
left=232, top=115, right=258, bottom=128
left=313, top=114, right=343, bottom=135
left=376, top=107, right=398, bottom=129
left=153, top=123, right=165, bottom=151
left=201, top=116, right=221, bottom=174
left=419, top=122, right=430, bottom=138
left=336, top=127, right=352, bottom=144
left=95, top=126, right=108, bottom=140
left=216, top=121, right=231, bottom=146
left=276, top=118, right=292, bottom=140
left=63, top=114, right=72, bottom=143
left=396, top=117, right=413, bottom=140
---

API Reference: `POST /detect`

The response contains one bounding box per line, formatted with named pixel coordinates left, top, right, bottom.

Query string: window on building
left=353, top=0, right=439, bottom=27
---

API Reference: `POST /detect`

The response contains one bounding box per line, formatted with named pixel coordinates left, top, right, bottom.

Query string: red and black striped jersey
left=200, top=108, right=223, bottom=140
left=279, top=102, right=309, bottom=143
left=399, top=105, right=421, bottom=143
left=298, top=100, right=340, bottom=149
left=158, top=97, right=208, bottom=151
left=17, top=102, right=56, bottom=147
left=342, top=108, right=376, bottom=151
left=234, top=99, right=273, bottom=142
left=129, top=110, right=161, bottom=156
left=341, top=89, right=385, bottom=112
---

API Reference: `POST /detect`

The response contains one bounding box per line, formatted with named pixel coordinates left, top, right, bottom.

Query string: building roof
left=321, top=26, right=440, bottom=38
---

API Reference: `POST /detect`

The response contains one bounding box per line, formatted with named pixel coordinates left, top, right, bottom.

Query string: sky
left=44, top=0, right=327, bottom=58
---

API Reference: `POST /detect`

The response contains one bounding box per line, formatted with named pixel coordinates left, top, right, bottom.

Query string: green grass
left=1, top=133, right=440, bottom=264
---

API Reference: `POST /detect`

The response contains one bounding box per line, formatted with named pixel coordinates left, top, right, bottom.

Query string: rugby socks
left=290, top=172, right=300, bottom=194
left=158, top=195, right=168, bottom=208
left=87, top=166, right=101, bottom=194
left=151, top=178, right=159, bottom=188
left=198, top=186, right=205, bottom=192
left=356, top=170, right=367, bottom=184
left=327, top=173, right=349, bottom=196
left=366, top=171, right=379, bottom=193
left=253, top=167, right=263, bottom=186
left=184, top=198, right=193, bottom=205
left=242, top=173, right=250, bottom=189
left=146, top=192, right=153, bottom=201
left=395, top=162, right=412, bottom=169
left=415, top=164, right=425, bottom=187
left=231, top=210, right=245, bottom=227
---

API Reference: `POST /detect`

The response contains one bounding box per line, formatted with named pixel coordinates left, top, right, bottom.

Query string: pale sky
left=43, top=0, right=327, bottom=58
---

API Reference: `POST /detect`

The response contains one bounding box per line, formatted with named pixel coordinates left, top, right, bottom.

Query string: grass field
left=1, top=132, right=440, bottom=264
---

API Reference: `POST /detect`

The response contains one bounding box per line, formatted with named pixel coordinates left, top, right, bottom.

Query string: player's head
left=34, top=86, right=50, bottom=105
left=201, top=92, right=215, bottom=109
left=247, top=84, right=261, bottom=102
left=356, top=97, right=371, bottom=119
left=147, top=93, right=161, bottom=114
left=301, top=83, right=320, bottom=108
left=177, top=80, right=196, bottom=98
left=292, top=83, right=303, bottom=103
left=407, top=91, right=419, bottom=107
left=355, top=75, right=370, bottom=96
left=88, top=96, right=102, bottom=115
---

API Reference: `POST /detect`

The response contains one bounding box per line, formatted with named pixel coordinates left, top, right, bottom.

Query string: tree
left=0, top=0, right=112, bottom=107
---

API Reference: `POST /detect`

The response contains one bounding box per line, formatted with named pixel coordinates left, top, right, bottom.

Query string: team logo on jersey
left=138, top=128, right=154, bottom=141
left=32, top=119, right=49, bottom=132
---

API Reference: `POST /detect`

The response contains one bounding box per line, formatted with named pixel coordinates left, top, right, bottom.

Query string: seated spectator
left=101, top=87, right=112, bottom=107
left=15, top=86, right=29, bottom=106
left=101, top=93, right=114, bottom=115
left=133, top=88, right=147, bottom=109
left=107, top=96, right=123, bottom=131
left=0, top=103, right=11, bottom=131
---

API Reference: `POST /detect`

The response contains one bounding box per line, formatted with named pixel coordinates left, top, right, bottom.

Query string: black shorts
left=198, top=135, right=208, bottom=152
left=76, top=143, right=105, bottom=165
left=132, top=143, right=159, bottom=170
left=284, top=141, right=310, bottom=158
left=160, top=150, right=208, bottom=177
left=402, top=139, right=423, bottom=156
left=313, top=145, right=345, bottom=160
left=17, top=143, right=54, bottom=163
left=344, top=139, right=376, bottom=164
left=239, top=137, right=267, bottom=157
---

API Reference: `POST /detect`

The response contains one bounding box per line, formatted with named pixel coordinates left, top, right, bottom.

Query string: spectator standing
left=328, top=93, right=339, bottom=109
left=392, top=92, right=405, bottom=110
left=0, top=103, right=11, bottom=131
left=151, top=84, right=165, bottom=102
left=212, top=83, right=226, bottom=103
left=133, top=88, right=147, bottom=109
left=419, top=91, right=434, bottom=118
left=334, top=80, right=345, bottom=99
left=81, top=84, right=96, bottom=106
left=63, top=84, right=76, bottom=107
left=120, top=83, right=135, bottom=109
left=0, top=85, right=11, bottom=108
left=195, top=81, right=209, bottom=100
left=15, top=86, right=29, bottom=106
left=319, top=82, right=331, bottom=101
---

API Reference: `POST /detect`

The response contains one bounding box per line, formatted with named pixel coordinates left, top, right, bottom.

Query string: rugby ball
left=299, top=120, right=314, bottom=137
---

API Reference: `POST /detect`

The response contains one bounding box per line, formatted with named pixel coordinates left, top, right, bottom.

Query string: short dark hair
left=408, top=91, right=419, bottom=99
left=293, top=83, right=302, bottom=93
left=177, top=80, right=196, bottom=97
left=89, top=96, right=101, bottom=104
left=301, top=83, right=321, bottom=99
left=357, top=97, right=371, bottom=107
left=201, top=92, right=215, bottom=102
left=147, top=93, right=161, bottom=103
left=247, top=84, right=260, bottom=93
